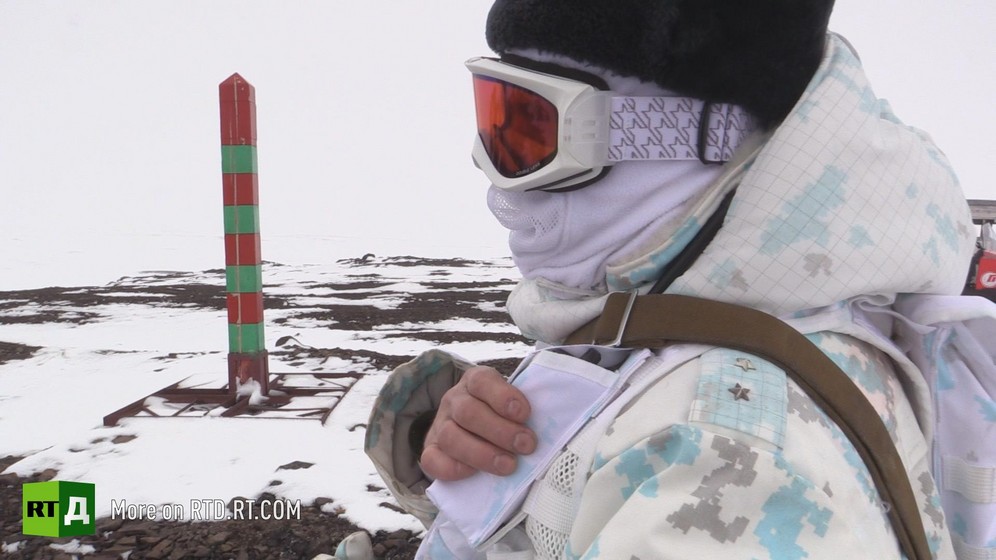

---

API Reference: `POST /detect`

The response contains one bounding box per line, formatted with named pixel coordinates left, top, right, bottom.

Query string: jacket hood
left=508, top=34, right=976, bottom=343
left=658, top=34, right=975, bottom=316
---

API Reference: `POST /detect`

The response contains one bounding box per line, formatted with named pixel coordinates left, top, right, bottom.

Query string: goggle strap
left=608, top=97, right=755, bottom=163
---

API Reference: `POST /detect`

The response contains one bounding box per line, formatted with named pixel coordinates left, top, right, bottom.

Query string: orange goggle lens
left=472, top=75, right=559, bottom=178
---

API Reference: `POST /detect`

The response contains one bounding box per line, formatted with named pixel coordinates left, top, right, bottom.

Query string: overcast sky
left=1, top=1, right=993, bottom=288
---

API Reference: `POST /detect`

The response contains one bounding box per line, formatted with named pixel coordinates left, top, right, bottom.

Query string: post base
left=228, top=351, right=270, bottom=395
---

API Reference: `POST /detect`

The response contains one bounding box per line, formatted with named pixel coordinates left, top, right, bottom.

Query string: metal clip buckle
left=606, top=289, right=640, bottom=347
left=697, top=101, right=726, bottom=165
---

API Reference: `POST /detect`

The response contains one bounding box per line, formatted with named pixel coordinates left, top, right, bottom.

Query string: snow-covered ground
left=0, top=256, right=530, bottom=538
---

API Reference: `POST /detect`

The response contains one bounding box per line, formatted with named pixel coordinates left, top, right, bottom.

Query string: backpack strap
left=564, top=292, right=932, bottom=560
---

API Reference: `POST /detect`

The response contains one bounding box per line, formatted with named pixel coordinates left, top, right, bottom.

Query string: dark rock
left=38, top=468, right=58, bottom=481
left=227, top=497, right=250, bottom=512
left=258, top=491, right=277, bottom=503
left=100, top=545, right=136, bottom=558
left=0, top=472, right=21, bottom=486
left=140, top=535, right=164, bottom=546
left=207, top=531, right=230, bottom=545
left=378, top=501, right=407, bottom=514
left=277, top=460, right=314, bottom=470
left=386, top=529, right=411, bottom=540
left=146, top=539, right=174, bottom=559
left=97, top=517, right=124, bottom=532
left=290, top=539, right=309, bottom=554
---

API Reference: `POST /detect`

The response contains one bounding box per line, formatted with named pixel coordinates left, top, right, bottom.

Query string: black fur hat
left=486, top=0, right=835, bottom=128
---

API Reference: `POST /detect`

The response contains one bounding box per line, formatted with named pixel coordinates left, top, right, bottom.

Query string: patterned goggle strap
left=608, top=97, right=756, bottom=164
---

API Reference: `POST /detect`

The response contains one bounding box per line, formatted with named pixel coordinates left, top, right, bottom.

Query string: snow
left=49, top=539, right=97, bottom=555
left=0, top=0, right=993, bottom=547
left=0, top=259, right=529, bottom=535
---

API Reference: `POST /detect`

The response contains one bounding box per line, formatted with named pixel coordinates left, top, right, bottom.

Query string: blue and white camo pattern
left=366, top=32, right=977, bottom=560
left=563, top=336, right=950, bottom=560
left=607, top=34, right=975, bottom=316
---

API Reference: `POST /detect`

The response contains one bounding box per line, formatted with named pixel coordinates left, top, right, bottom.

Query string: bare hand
left=420, top=366, right=536, bottom=481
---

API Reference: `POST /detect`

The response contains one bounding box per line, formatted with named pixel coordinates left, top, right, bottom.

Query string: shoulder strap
left=565, top=292, right=932, bottom=560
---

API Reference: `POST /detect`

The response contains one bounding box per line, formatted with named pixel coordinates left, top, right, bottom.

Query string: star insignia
left=729, top=383, right=751, bottom=401
left=734, top=358, right=756, bottom=372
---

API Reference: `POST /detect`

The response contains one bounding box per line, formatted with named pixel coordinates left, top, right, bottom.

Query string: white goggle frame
left=466, top=56, right=755, bottom=192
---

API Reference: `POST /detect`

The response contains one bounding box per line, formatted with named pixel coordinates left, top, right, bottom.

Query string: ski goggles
left=466, top=56, right=756, bottom=192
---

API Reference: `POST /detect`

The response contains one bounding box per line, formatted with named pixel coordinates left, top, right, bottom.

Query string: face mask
left=489, top=159, right=723, bottom=291
left=481, top=51, right=734, bottom=291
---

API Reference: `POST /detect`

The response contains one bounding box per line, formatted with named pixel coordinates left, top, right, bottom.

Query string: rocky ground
left=1, top=455, right=420, bottom=560
left=0, top=256, right=529, bottom=559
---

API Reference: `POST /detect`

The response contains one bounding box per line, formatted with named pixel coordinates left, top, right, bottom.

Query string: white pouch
left=426, top=347, right=651, bottom=550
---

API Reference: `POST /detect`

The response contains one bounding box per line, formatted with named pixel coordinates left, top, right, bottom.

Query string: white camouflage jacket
left=365, top=34, right=977, bottom=560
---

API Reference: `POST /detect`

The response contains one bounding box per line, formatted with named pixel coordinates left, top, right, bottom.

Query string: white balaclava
left=486, top=50, right=728, bottom=292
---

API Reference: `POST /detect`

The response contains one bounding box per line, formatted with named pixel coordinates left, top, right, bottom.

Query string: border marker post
left=102, top=73, right=363, bottom=426
left=220, top=73, right=269, bottom=395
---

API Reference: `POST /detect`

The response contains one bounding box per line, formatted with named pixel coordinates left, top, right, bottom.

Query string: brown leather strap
left=565, top=292, right=931, bottom=560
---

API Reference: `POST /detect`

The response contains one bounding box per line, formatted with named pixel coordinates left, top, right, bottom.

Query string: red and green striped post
left=220, top=73, right=269, bottom=395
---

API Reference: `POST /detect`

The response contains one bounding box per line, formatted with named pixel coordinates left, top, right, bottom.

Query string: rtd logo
left=22, top=481, right=96, bottom=537
left=980, top=271, right=996, bottom=289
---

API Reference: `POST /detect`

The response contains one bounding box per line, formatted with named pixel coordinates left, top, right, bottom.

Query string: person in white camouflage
left=358, top=1, right=977, bottom=559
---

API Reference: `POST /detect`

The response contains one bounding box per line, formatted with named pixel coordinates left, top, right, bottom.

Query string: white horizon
left=0, top=1, right=993, bottom=290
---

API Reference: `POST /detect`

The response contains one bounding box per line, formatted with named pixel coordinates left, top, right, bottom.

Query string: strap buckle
left=605, top=289, right=640, bottom=347
left=697, top=102, right=753, bottom=165
left=698, top=102, right=724, bottom=165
